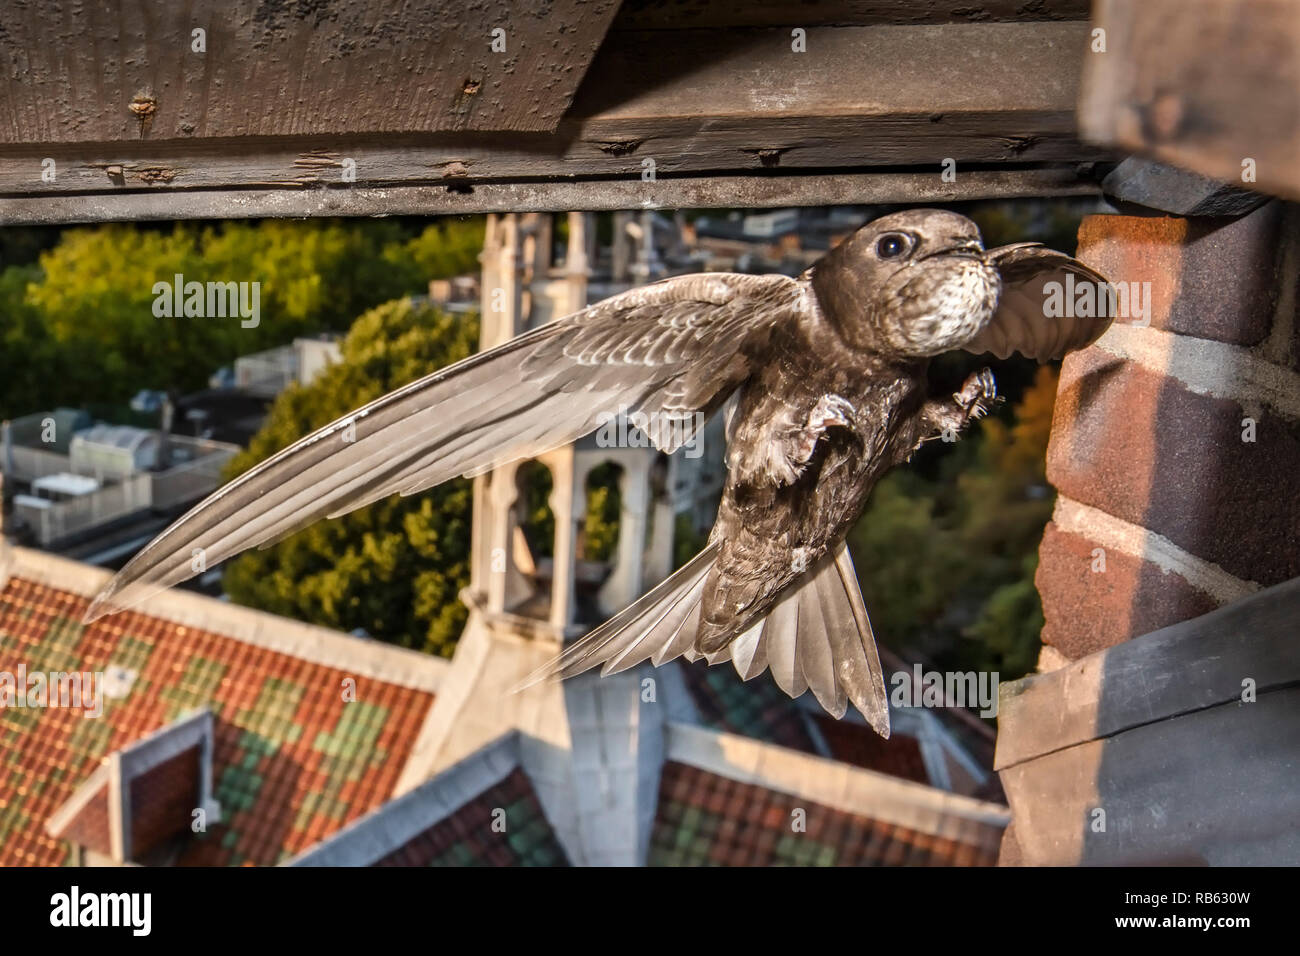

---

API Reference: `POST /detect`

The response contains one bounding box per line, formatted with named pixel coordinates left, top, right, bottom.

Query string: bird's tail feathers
left=696, top=544, right=888, bottom=733
left=509, top=541, right=890, bottom=737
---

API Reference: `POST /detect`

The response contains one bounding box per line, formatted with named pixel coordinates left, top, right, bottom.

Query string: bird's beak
left=919, top=239, right=984, bottom=261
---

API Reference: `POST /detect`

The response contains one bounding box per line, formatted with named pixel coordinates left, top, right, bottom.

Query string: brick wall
left=1035, top=201, right=1300, bottom=662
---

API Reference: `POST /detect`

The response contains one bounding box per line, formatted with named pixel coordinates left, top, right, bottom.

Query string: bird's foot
left=954, top=368, right=1002, bottom=424
left=786, top=394, right=856, bottom=475
left=809, top=394, right=856, bottom=432
left=759, top=394, right=858, bottom=486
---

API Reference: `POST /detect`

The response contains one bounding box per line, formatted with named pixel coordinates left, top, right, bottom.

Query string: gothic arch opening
left=510, top=459, right=555, bottom=620
left=579, top=461, right=622, bottom=563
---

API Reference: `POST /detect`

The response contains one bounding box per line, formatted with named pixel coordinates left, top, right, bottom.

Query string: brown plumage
left=84, top=209, right=1110, bottom=736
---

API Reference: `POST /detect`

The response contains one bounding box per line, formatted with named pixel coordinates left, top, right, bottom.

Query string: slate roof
left=0, top=553, right=442, bottom=867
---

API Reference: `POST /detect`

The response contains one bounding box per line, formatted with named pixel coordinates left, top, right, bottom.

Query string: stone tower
left=468, top=210, right=688, bottom=639
left=396, top=211, right=722, bottom=865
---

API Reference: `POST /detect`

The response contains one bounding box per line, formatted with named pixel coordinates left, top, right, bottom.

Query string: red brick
left=1036, top=524, right=1219, bottom=659
left=1048, top=348, right=1300, bottom=586
left=1078, top=203, right=1283, bottom=347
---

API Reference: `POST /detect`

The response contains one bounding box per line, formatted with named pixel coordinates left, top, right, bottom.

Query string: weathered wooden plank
left=0, top=21, right=1111, bottom=204
left=611, top=0, right=1090, bottom=29
left=1079, top=0, right=1300, bottom=201
left=0, top=0, right=620, bottom=141
left=0, top=167, right=1103, bottom=225
left=995, top=576, right=1300, bottom=771
left=573, top=23, right=1087, bottom=123
left=0, top=111, right=1104, bottom=195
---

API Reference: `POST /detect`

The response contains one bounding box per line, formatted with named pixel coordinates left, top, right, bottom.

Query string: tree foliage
left=0, top=217, right=484, bottom=417
left=221, top=299, right=480, bottom=657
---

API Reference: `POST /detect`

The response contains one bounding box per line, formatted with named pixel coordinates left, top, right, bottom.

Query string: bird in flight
left=85, top=209, right=1110, bottom=737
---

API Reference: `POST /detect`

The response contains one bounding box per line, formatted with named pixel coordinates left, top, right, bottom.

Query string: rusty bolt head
left=129, top=95, right=157, bottom=119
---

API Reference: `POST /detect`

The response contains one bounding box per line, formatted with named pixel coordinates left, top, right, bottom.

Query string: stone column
left=547, top=446, right=579, bottom=633
left=480, top=213, right=524, bottom=348
left=597, top=456, right=651, bottom=616
left=611, top=211, right=634, bottom=284
left=644, top=497, right=675, bottom=591
left=485, top=463, right=523, bottom=614
left=566, top=212, right=590, bottom=314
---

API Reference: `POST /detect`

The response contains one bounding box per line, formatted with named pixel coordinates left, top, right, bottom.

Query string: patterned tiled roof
left=375, top=767, right=568, bottom=866
left=648, top=760, right=999, bottom=867
left=681, top=661, right=945, bottom=787
left=679, top=662, right=817, bottom=751
left=0, top=572, right=437, bottom=867
left=811, top=713, right=930, bottom=784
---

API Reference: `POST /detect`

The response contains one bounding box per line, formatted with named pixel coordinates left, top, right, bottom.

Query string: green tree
left=2, top=217, right=485, bottom=415
left=221, top=299, right=480, bottom=657
left=581, top=462, right=622, bottom=562
left=0, top=264, right=57, bottom=419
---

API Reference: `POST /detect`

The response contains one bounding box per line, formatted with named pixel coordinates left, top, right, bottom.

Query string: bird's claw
left=810, top=394, right=855, bottom=432
left=954, top=368, right=1002, bottom=422
left=780, top=394, right=857, bottom=482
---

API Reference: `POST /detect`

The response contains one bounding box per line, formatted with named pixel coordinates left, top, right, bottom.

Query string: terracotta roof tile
left=0, top=576, right=436, bottom=866
left=681, top=662, right=948, bottom=787
left=679, top=662, right=816, bottom=751
left=374, top=768, right=568, bottom=866
left=648, top=760, right=998, bottom=867
left=811, top=713, right=930, bottom=783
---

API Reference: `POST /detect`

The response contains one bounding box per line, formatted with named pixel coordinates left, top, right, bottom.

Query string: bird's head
left=809, top=209, right=1001, bottom=357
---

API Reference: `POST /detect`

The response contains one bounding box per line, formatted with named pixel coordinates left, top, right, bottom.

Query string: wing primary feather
left=651, top=599, right=705, bottom=667
left=86, top=272, right=796, bottom=623
left=831, top=544, right=890, bottom=737
left=600, top=570, right=711, bottom=676
left=797, top=561, right=846, bottom=718
left=509, top=544, right=717, bottom=691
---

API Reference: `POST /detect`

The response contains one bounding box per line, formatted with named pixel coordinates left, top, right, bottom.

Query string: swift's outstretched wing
left=964, top=243, right=1113, bottom=360
left=85, top=273, right=798, bottom=622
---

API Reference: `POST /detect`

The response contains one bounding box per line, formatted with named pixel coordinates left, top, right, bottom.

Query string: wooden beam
left=0, top=167, right=1103, bottom=226
left=0, top=0, right=620, bottom=140
left=569, top=22, right=1099, bottom=162
left=0, top=21, right=1114, bottom=217
left=1079, top=0, right=1300, bottom=201
left=610, top=0, right=1091, bottom=29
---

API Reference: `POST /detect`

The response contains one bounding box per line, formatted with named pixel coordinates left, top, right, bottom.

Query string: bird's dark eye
left=876, top=233, right=909, bottom=259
